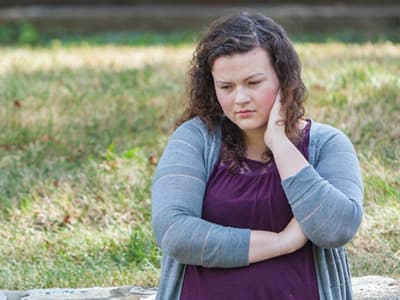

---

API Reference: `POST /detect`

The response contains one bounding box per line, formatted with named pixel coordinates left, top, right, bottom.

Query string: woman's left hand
left=264, top=90, right=288, bottom=152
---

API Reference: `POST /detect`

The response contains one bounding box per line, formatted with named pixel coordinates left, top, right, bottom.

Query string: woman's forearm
left=249, top=218, right=308, bottom=264
left=264, top=93, right=309, bottom=180
left=248, top=230, right=282, bottom=263
left=270, top=136, right=309, bottom=180
left=278, top=127, right=363, bottom=248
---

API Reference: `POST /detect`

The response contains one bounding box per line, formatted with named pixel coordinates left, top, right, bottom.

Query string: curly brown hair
left=178, top=11, right=306, bottom=167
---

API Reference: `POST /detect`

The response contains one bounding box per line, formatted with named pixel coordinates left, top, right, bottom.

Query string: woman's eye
left=249, top=81, right=261, bottom=85
left=220, top=86, right=231, bottom=90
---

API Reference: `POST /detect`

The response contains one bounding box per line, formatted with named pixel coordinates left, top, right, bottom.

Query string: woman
left=152, top=11, right=363, bottom=300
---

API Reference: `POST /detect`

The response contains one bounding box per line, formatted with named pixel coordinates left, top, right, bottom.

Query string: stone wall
left=1, top=276, right=399, bottom=300
left=0, top=0, right=399, bottom=6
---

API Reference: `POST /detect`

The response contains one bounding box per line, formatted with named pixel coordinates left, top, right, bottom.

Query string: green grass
left=0, top=35, right=399, bottom=289
left=0, top=23, right=198, bottom=47
left=1, top=22, right=400, bottom=47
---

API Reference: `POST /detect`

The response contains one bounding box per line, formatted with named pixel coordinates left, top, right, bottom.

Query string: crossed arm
left=151, top=119, right=363, bottom=268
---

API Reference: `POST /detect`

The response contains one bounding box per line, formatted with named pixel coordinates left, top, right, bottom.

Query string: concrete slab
left=0, top=276, right=399, bottom=300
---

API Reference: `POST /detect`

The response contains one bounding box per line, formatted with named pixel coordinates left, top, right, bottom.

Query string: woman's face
left=212, top=47, right=280, bottom=137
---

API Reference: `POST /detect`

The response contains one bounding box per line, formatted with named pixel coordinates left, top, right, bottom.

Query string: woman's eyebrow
left=244, top=73, right=265, bottom=80
left=215, top=72, right=265, bottom=84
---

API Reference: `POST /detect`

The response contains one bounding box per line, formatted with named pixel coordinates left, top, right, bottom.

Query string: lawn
left=0, top=36, right=399, bottom=289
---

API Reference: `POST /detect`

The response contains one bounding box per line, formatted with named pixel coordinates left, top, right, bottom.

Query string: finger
left=275, top=89, right=282, bottom=102
left=271, top=93, right=283, bottom=117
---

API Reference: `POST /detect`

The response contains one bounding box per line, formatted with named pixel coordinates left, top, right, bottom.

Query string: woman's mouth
left=236, top=110, right=255, bottom=117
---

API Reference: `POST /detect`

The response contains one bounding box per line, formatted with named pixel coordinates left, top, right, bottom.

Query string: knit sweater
left=152, top=117, right=363, bottom=300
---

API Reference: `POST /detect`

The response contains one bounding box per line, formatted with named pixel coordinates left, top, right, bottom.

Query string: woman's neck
left=243, top=128, right=270, bottom=162
left=242, top=120, right=306, bottom=162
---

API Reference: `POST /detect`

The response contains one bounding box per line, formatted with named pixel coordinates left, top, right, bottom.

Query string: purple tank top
left=180, top=120, right=319, bottom=300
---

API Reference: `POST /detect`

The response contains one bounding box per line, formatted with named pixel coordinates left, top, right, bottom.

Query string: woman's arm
left=264, top=91, right=309, bottom=180
left=152, top=120, right=250, bottom=268
left=265, top=92, right=363, bottom=248
left=280, top=131, right=363, bottom=248
left=249, top=218, right=308, bottom=263
left=152, top=119, right=306, bottom=268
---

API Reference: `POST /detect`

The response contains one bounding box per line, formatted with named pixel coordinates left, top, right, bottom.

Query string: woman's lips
left=236, top=110, right=255, bottom=117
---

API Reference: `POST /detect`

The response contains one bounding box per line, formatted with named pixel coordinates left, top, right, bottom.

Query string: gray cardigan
left=152, top=117, right=363, bottom=300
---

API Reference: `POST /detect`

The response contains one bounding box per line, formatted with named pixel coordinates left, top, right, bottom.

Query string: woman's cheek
left=262, top=88, right=278, bottom=108
left=217, top=95, right=231, bottom=114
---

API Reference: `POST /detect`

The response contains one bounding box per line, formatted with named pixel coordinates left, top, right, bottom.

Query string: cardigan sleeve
left=151, top=121, right=251, bottom=268
left=282, top=127, right=363, bottom=248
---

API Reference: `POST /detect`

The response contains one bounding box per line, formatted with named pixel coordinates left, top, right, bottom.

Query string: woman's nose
left=234, top=87, right=250, bottom=105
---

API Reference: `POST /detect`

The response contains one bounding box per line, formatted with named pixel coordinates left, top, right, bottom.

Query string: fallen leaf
left=14, top=100, right=22, bottom=108
left=149, top=155, right=158, bottom=165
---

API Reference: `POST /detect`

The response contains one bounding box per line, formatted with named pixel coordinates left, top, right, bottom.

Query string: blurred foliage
left=1, top=22, right=400, bottom=47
